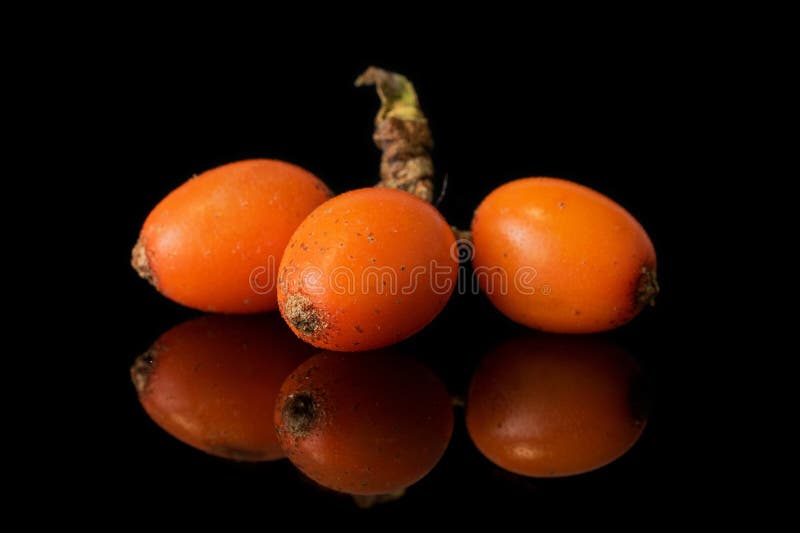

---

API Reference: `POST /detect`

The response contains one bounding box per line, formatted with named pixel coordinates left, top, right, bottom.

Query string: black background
left=68, top=39, right=706, bottom=521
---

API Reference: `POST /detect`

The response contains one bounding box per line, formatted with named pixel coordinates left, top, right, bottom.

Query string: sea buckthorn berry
left=132, top=315, right=314, bottom=461
left=132, top=159, right=332, bottom=313
left=466, top=334, right=647, bottom=477
left=471, top=177, right=658, bottom=333
left=274, top=351, right=454, bottom=494
left=277, top=187, right=457, bottom=351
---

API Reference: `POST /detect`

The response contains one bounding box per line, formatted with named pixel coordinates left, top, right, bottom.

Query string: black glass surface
left=84, top=53, right=693, bottom=519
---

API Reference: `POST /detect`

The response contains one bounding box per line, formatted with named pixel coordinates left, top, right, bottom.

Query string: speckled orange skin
left=472, top=177, right=656, bottom=333
left=133, top=315, right=315, bottom=461
left=135, top=159, right=332, bottom=313
left=466, top=335, right=647, bottom=477
left=274, top=351, right=454, bottom=495
left=277, top=188, right=457, bottom=351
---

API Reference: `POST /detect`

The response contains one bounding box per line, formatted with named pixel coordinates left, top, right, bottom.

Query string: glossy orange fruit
left=471, top=177, right=658, bottom=333
left=277, top=187, right=457, bottom=351
left=466, top=334, right=647, bottom=477
left=133, top=159, right=332, bottom=313
left=132, top=315, right=315, bottom=461
left=274, top=351, right=454, bottom=494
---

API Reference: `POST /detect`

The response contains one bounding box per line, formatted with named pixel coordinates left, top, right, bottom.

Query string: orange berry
left=274, top=351, right=453, bottom=494
left=132, top=315, right=315, bottom=461
left=133, top=159, right=332, bottom=313
left=472, top=177, right=657, bottom=333
left=466, top=334, right=647, bottom=477
left=277, top=188, right=457, bottom=351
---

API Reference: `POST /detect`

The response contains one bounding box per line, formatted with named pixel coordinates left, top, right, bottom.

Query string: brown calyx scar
left=130, top=346, right=159, bottom=394
left=131, top=239, right=157, bottom=288
left=284, top=293, right=327, bottom=336
left=282, top=392, right=319, bottom=437
left=636, top=266, right=659, bottom=308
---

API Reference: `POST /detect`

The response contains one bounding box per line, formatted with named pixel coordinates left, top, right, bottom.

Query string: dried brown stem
left=356, top=67, right=434, bottom=202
